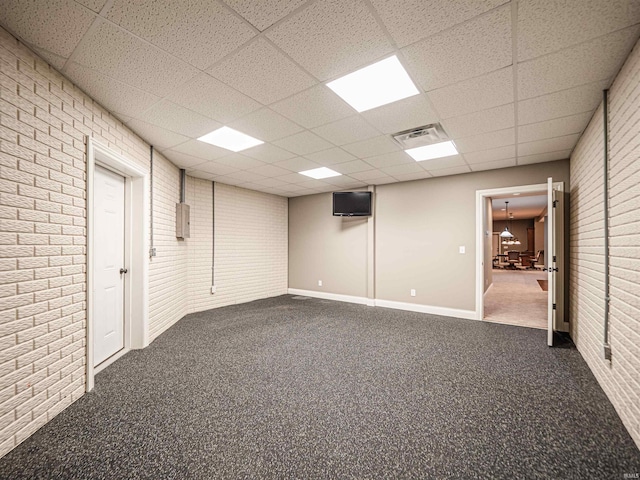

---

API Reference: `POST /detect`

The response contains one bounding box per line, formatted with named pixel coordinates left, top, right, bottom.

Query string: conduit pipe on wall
left=211, top=182, right=216, bottom=293
left=149, top=145, right=155, bottom=258
left=603, top=90, right=611, bottom=361
left=179, top=168, right=186, bottom=203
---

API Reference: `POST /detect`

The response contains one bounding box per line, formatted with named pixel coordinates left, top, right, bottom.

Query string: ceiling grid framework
left=1, top=0, right=639, bottom=196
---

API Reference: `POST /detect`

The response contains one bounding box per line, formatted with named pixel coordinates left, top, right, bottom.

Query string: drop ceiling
left=1, top=0, right=638, bottom=197
left=492, top=194, right=547, bottom=220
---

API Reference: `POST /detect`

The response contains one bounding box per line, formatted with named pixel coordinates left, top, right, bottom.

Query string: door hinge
left=553, top=255, right=557, bottom=262
left=553, top=303, right=557, bottom=310
left=553, top=200, right=558, bottom=207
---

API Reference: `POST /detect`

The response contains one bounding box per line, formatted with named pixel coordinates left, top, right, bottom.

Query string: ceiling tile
left=454, top=128, right=515, bottom=153
left=168, top=73, right=261, bottom=124
left=518, top=0, right=640, bottom=61
left=0, top=0, right=96, bottom=57
left=518, top=26, right=640, bottom=100
left=273, top=131, right=334, bottom=155
left=136, top=100, right=221, bottom=138
left=107, top=0, right=256, bottom=70
left=247, top=164, right=291, bottom=178
left=517, top=150, right=572, bottom=166
left=215, top=175, right=253, bottom=187
left=223, top=170, right=270, bottom=183
left=463, top=145, right=516, bottom=164
left=517, top=134, right=580, bottom=157
left=363, top=151, right=414, bottom=169
left=393, top=171, right=433, bottom=182
left=215, top=154, right=266, bottom=170
left=323, top=175, right=367, bottom=188
left=270, top=85, right=354, bottom=128
left=361, top=94, right=439, bottom=135
left=370, top=176, right=398, bottom=185
left=192, top=161, right=240, bottom=176
left=72, top=20, right=199, bottom=97
left=342, top=135, right=400, bottom=158
left=304, top=148, right=356, bottom=165
left=350, top=170, right=386, bottom=181
left=381, top=163, right=424, bottom=176
left=274, top=172, right=309, bottom=184
left=296, top=179, right=336, bottom=191
left=312, top=116, right=379, bottom=146
left=429, top=165, right=472, bottom=177
left=208, top=38, right=316, bottom=105
left=266, top=0, right=394, bottom=80
left=441, top=104, right=514, bottom=138
left=273, top=157, right=321, bottom=172
left=224, top=0, right=308, bottom=31
left=170, top=139, right=231, bottom=160
left=370, top=0, right=508, bottom=48
left=469, top=158, right=517, bottom=171
left=74, top=0, right=107, bottom=12
left=428, top=67, right=513, bottom=118
left=162, top=151, right=207, bottom=169
left=332, top=160, right=373, bottom=174
left=416, top=154, right=467, bottom=171
left=229, top=108, right=303, bottom=142
left=253, top=177, right=291, bottom=188
left=125, top=119, right=190, bottom=150
left=65, top=62, right=161, bottom=118
left=518, top=112, right=593, bottom=143
left=241, top=143, right=297, bottom=163
left=518, top=79, right=610, bottom=124
left=403, top=5, right=512, bottom=90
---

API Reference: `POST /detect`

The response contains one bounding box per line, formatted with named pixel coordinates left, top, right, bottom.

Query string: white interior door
left=547, top=177, right=556, bottom=347
left=94, top=165, right=125, bottom=366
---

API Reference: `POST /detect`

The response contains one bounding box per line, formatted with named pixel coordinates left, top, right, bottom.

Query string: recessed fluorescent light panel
left=326, top=56, right=419, bottom=112
left=197, top=126, right=263, bottom=152
left=406, top=140, right=459, bottom=162
left=299, top=167, right=342, bottom=179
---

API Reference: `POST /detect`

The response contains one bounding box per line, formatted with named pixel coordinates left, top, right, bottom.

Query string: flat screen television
left=333, top=191, right=372, bottom=216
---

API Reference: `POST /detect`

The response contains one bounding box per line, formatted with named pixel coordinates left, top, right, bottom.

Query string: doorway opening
left=475, top=179, right=566, bottom=346
left=87, top=139, right=150, bottom=391
left=485, top=193, right=548, bottom=329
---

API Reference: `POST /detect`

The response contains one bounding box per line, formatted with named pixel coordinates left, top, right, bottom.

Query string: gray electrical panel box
left=176, top=203, right=190, bottom=239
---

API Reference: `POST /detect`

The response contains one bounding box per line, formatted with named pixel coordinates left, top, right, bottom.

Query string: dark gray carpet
left=1, top=295, right=638, bottom=479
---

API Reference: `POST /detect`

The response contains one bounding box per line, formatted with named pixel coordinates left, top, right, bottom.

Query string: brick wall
left=570, top=38, right=640, bottom=448
left=0, top=27, right=289, bottom=457
left=0, top=27, right=150, bottom=457
left=186, top=180, right=288, bottom=314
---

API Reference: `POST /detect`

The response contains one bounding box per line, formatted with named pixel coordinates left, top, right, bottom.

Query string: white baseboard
left=288, top=289, right=477, bottom=320
left=374, top=299, right=477, bottom=320
left=288, top=288, right=371, bottom=306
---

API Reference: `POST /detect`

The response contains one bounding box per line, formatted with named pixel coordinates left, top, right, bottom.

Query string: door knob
left=119, top=268, right=128, bottom=275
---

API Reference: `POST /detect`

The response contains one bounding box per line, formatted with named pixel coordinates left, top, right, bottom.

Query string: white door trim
left=87, top=138, right=149, bottom=391
left=475, top=182, right=555, bottom=321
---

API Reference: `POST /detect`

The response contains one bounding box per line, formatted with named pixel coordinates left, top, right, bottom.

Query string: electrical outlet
left=459, top=246, right=465, bottom=254
left=318, top=280, right=322, bottom=287
left=211, top=285, right=216, bottom=294
left=410, top=289, right=416, bottom=297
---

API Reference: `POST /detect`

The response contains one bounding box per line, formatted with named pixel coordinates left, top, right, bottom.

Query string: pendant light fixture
left=500, top=201, right=514, bottom=238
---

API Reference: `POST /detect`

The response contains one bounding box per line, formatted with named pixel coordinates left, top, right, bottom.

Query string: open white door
left=547, top=177, right=556, bottom=346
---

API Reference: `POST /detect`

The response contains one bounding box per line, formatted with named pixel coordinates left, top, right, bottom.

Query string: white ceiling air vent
left=391, top=123, right=450, bottom=149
